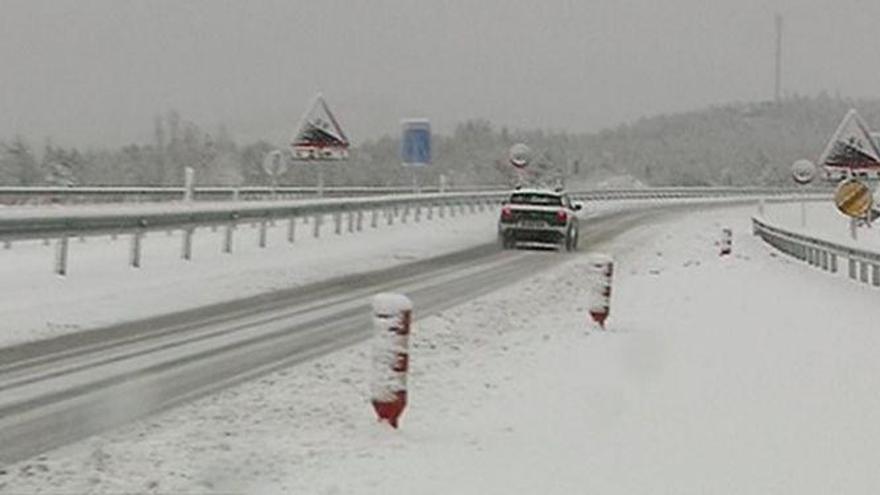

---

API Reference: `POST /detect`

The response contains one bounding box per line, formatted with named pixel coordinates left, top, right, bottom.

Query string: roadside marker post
left=720, top=228, right=732, bottom=256
left=587, top=254, right=614, bottom=329
left=370, top=293, right=412, bottom=429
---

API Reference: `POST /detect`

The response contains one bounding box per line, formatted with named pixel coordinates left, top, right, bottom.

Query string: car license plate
left=520, top=220, right=545, bottom=228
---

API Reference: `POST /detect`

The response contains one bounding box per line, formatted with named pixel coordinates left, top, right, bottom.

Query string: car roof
left=510, top=188, right=563, bottom=196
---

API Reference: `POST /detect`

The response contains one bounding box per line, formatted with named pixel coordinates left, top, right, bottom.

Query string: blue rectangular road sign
left=401, top=119, right=431, bottom=167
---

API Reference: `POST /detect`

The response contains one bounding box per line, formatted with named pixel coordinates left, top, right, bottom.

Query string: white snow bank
left=7, top=204, right=880, bottom=494
left=762, top=200, right=880, bottom=250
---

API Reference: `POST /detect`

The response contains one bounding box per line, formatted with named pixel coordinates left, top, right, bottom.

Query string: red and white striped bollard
left=719, top=227, right=732, bottom=256
left=588, top=254, right=614, bottom=329
left=370, top=293, right=412, bottom=428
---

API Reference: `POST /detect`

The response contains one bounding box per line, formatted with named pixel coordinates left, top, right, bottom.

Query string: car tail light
left=501, top=206, right=514, bottom=221
left=556, top=210, right=568, bottom=223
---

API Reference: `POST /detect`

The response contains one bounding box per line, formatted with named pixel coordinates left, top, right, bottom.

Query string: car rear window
left=509, top=193, right=563, bottom=206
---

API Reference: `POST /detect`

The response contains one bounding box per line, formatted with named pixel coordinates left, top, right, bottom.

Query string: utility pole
left=775, top=13, right=783, bottom=102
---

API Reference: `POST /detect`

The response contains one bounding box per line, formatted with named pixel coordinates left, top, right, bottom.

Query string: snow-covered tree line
left=0, top=94, right=872, bottom=188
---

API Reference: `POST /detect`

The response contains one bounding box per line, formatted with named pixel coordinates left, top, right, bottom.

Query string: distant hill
left=2, top=94, right=877, bottom=187
left=346, top=93, right=880, bottom=188
left=574, top=94, right=880, bottom=186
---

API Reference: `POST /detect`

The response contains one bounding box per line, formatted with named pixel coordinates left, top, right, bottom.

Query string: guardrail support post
left=313, top=214, right=322, bottom=238
left=402, top=204, right=410, bottom=223
left=258, top=221, right=268, bottom=248
left=821, top=251, right=829, bottom=271
left=830, top=253, right=838, bottom=273
left=414, top=204, right=421, bottom=222
left=55, top=236, right=69, bottom=276
left=873, top=265, right=880, bottom=287
left=347, top=211, right=355, bottom=232
left=223, top=224, right=234, bottom=253
left=356, top=210, right=364, bottom=231
left=849, top=258, right=857, bottom=279
left=184, top=167, right=195, bottom=202
left=182, top=228, right=194, bottom=260
left=287, top=217, right=296, bottom=243
left=130, top=231, right=143, bottom=268
left=371, top=209, right=379, bottom=228
left=427, top=204, right=434, bottom=220
left=860, top=261, right=869, bottom=283
left=386, top=208, right=394, bottom=226
left=334, top=212, right=342, bottom=235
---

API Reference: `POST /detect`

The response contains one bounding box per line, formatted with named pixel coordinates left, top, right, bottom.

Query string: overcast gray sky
left=2, top=0, right=879, bottom=147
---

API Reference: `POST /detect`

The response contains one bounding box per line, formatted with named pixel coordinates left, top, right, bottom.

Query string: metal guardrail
left=2, top=191, right=509, bottom=274
left=0, top=184, right=829, bottom=205
left=752, top=216, right=880, bottom=287
left=0, top=187, right=827, bottom=240
left=0, top=187, right=828, bottom=275
left=0, top=185, right=508, bottom=205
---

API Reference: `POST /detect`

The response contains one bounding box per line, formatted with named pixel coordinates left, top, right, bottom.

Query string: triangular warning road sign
left=291, top=94, right=350, bottom=161
left=818, top=109, right=880, bottom=180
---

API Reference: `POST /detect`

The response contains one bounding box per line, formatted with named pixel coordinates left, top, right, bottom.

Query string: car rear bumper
left=500, top=226, right=567, bottom=243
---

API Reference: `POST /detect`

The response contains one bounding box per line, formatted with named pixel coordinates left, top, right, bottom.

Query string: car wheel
left=499, top=232, right=513, bottom=249
left=564, top=227, right=576, bottom=252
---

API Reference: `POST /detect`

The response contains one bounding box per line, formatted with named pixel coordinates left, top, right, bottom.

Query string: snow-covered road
left=0, top=209, right=500, bottom=347
left=5, top=203, right=879, bottom=494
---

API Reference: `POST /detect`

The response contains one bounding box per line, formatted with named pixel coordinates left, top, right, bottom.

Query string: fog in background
left=1, top=0, right=879, bottom=147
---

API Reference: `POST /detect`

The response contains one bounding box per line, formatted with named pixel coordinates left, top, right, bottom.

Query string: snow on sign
left=290, top=94, right=350, bottom=161
left=818, top=109, right=880, bottom=181
left=401, top=119, right=431, bottom=167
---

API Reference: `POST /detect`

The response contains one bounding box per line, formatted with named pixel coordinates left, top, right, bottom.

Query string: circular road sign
left=791, top=159, right=816, bottom=185
left=834, top=178, right=873, bottom=218
left=262, top=149, right=287, bottom=177
left=509, top=143, right=532, bottom=169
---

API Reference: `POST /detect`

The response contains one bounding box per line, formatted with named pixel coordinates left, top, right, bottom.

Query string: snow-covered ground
left=0, top=209, right=498, bottom=347
left=6, top=204, right=880, bottom=494
left=0, top=197, right=728, bottom=348
left=762, top=200, right=880, bottom=249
